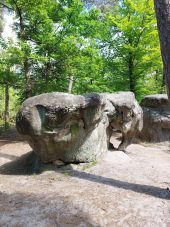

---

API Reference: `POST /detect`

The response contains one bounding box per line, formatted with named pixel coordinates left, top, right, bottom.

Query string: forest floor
left=0, top=129, right=170, bottom=227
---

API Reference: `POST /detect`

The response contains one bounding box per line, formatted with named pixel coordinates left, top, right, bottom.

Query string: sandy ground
left=0, top=129, right=170, bottom=227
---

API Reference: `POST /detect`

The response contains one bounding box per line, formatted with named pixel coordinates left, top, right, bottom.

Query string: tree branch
left=0, top=2, right=13, bottom=11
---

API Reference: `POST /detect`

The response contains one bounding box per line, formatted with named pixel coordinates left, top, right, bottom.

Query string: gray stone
left=141, top=94, right=170, bottom=108
left=16, top=92, right=143, bottom=163
left=103, top=92, right=143, bottom=151
left=140, top=94, right=170, bottom=142
left=16, top=93, right=108, bottom=163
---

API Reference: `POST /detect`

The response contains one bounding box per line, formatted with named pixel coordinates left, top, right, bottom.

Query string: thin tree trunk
left=154, top=0, right=170, bottom=98
left=45, top=62, right=51, bottom=85
left=4, top=81, right=9, bottom=129
left=24, top=59, right=32, bottom=99
left=43, top=60, right=51, bottom=85
left=128, top=52, right=135, bottom=94
left=13, top=0, right=33, bottom=99
left=68, top=76, right=74, bottom=94
left=0, top=8, right=4, bottom=36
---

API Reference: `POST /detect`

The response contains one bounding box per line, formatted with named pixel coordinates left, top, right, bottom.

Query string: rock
left=16, top=92, right=108, bottom=163
left=16, top=92, right=142, bottom=163
left=140, top=94, right=170, bottom=142
left=103, top=151, right=131, bottom=164
left=103, top=92, right=143, bottom=151
left=53, top=160, right=65, bottom=166
left=140, top=94, right=170, bottom=108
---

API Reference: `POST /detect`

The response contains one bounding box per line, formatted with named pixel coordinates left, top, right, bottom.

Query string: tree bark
left=24, top=59, right=32, bottom=99
left=68, top=76, right=74, bottom=94
left=4, top=81, right=9, bottom=129
left=12, top=0, right=33, bottom=99
left=0, top=8, right=4, bottom=36
left=44, top=61, right=51, bottom=85
left=154, top=0, right=170, bottom=98
left=128, top=51, right=135, bottom=94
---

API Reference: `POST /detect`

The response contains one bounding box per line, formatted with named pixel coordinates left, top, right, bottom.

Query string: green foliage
left=2, top=0, right=104, bottom=96
left=0, top=0, right=165, bottom=127
left=103, top=0, right=163, bottom=100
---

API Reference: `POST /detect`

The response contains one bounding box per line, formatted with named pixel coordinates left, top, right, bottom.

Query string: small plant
left=82, top=161, right=97, bottom=171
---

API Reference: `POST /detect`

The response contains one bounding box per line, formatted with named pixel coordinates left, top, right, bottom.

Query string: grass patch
left=82, top=161, right=97, bottom=170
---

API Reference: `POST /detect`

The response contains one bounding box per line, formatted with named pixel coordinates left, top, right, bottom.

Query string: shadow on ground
left=0, top=128, right=24, bottom=146
left=0, top=152, right=169, bottom=200
left=70, top=170, right=170, bottom=200
left=0, top=151, right=42, bottom=175
left=0, top=152, right=18, bottom=160
left=0, top=191, right=97, bottom=227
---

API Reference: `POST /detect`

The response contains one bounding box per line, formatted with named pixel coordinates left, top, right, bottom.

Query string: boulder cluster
left=16, top=92, right=170, bottom=164
left=16, top=92, right=143, bottom=163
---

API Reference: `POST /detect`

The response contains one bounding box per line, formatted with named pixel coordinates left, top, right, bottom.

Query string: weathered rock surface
left=104, top=92, right=143, bottom=151
left=140, top=94, right=170, bottom=142
left=16, top=92, right=143, bottom=163
left=16, top=93, right=108, bottom=163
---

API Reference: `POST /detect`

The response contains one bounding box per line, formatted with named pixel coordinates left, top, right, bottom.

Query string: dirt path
left=0, top=129, right=170, bottom=227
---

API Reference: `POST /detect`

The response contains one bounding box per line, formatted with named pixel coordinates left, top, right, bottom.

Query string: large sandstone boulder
left=16, top=93, right=108, bottom=163
left=140, top=94, right=170, bottom=142
left=16, top=92, right=143, bottom=163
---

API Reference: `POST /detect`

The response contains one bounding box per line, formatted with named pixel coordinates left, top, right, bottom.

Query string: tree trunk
left=44, top=62, right=51, bottom=85
left=68, top=76, right=74, bottom=94
left=13, top=1, right=33, bottom=99
left=154, top=0, right=170, bottom=98
left=4, top=81, right=9, bottom=129
left=0, top=8, right=4, bottom=36
left=24, top=59, right=32, bottom=99
left=128, top=52, right=135, bottom=94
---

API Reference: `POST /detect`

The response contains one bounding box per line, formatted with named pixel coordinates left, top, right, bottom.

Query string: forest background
left=0, top=0, right=164, bottom=128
